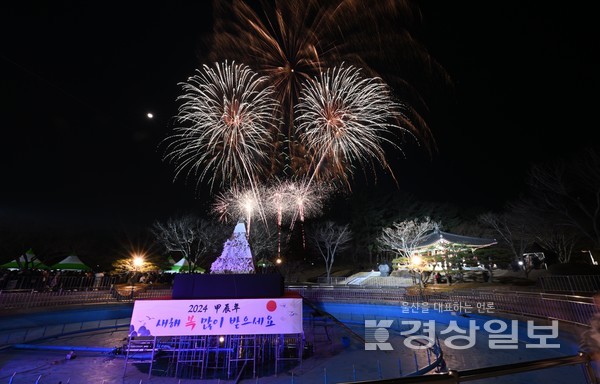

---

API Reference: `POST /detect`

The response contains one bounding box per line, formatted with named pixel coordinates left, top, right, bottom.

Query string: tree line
left=1, top=146, right=598, bottom=279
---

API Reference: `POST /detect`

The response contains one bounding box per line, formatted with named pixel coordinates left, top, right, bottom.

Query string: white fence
left=1, top=284, right=594, bottom=327
left=0, top=287, right=172, bottom=311
left=539, top=275, right=600, bottom=294
left=288, top=285, right=597, bottom=327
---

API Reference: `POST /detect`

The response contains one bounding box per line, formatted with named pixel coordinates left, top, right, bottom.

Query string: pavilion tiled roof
left=417, top=229, right=497, bottom=250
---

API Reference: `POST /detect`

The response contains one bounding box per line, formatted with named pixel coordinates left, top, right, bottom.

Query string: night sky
left=1, top=2, right=598, bottom=237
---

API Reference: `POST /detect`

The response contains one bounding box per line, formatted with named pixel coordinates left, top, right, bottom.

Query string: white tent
left=1, top=252, right=49, bottom=270
left=165, top=257, right=205, bottom=274
left=50, top=255, right=92, bottom=271
left=167, top=255, right=177, bottom=265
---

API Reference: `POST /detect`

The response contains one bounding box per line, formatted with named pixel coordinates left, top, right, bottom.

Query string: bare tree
left=377, top=217, right=439, bottom=288
left=537, top=230, right=579, bottom=264
left=308, top=221, right=352, bottom=280
left=13, top=248, right=42, bottom=271
left=479, top=212, right=535, bottom=277
left=526, top=147, right=600, bottom=250
left=152, top=215, right=228, bottom=273
left=248, top=221, right=286, bottom=266
left=509, top=197, right=579, bottom=264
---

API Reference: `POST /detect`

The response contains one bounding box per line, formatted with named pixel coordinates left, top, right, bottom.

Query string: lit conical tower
left=210, top=219, right=255, bottom=274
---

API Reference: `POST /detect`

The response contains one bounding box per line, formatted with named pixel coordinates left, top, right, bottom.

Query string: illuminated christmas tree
left=210, top=220, right=255, bottom=274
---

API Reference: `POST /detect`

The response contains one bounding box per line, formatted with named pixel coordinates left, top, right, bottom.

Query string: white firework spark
left=212, top=186, right=262, bottom=235
left=212, top=179, right=331, bottom=244
left=209, top=0, right=442, bottom=177
left=295, top=64, right=414, bottom=190
left=265, top=178, right=292, bottom=227
left=163, top=61, right=281, bottom=193
left=284, top=178, right=330, bottom=225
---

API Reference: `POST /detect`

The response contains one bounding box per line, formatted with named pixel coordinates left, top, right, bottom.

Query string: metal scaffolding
left=122, top=332, right=305, bottom=380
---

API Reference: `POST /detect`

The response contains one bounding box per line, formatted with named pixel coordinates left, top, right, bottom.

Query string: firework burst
left=265, top=179, right=293, bottom=228
left=284, top=179, right=331, bottom=226
left=212, top=179, right=331, bottom=239
left=162, top=61, right=281, bottom=193
left=163, top=2, right=450, bottom=246
left=209, top=0, right=444, bottom=178
left=296, top=64, right=412, bottom=189
left=212, top=186, right=263, bottom=235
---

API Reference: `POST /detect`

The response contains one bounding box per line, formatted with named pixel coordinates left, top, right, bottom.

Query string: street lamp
left=130, top=254, right=145, bottom=297
left=133, top=255, right=144, bottom=270
left=411, top=255, right=422, bottom=267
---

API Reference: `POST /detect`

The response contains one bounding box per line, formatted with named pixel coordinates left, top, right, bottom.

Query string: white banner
left=130, top=298, right=303, bottom=336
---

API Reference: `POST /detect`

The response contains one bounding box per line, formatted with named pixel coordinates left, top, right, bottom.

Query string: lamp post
left=131, top=254, right=144, bottom=298
left=411, top=255, right=421, bottom=283
left=133, top=255, right=144, bottom=271
left=411, top=255, right=424, bottom=296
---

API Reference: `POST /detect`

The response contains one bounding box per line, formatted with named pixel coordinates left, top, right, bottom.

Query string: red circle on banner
left=266, top=300, right=277, bottom=312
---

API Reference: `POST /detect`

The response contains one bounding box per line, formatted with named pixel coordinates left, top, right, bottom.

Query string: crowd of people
left=0, top=268, right=175, bottom=291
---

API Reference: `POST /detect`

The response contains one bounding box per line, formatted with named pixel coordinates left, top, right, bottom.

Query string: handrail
left=287, top=284, right=596, bottom=327
left=457, top=352, right=594, bottom=382
left=0, top=318, right=131, bottom=349
left=338, top=352, right=595, bottom=383
left=1, top=284, right=597, bottom=382
left=292, top=285, right=597, bottom=383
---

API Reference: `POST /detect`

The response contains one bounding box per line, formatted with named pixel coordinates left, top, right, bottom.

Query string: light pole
left=131, top=254, right=144, bottom=297
left=410, top=255, right=425, bottom=296
left=411, top=255, right=422, bottom=287
left=133, top=255, right=144, bottom=271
